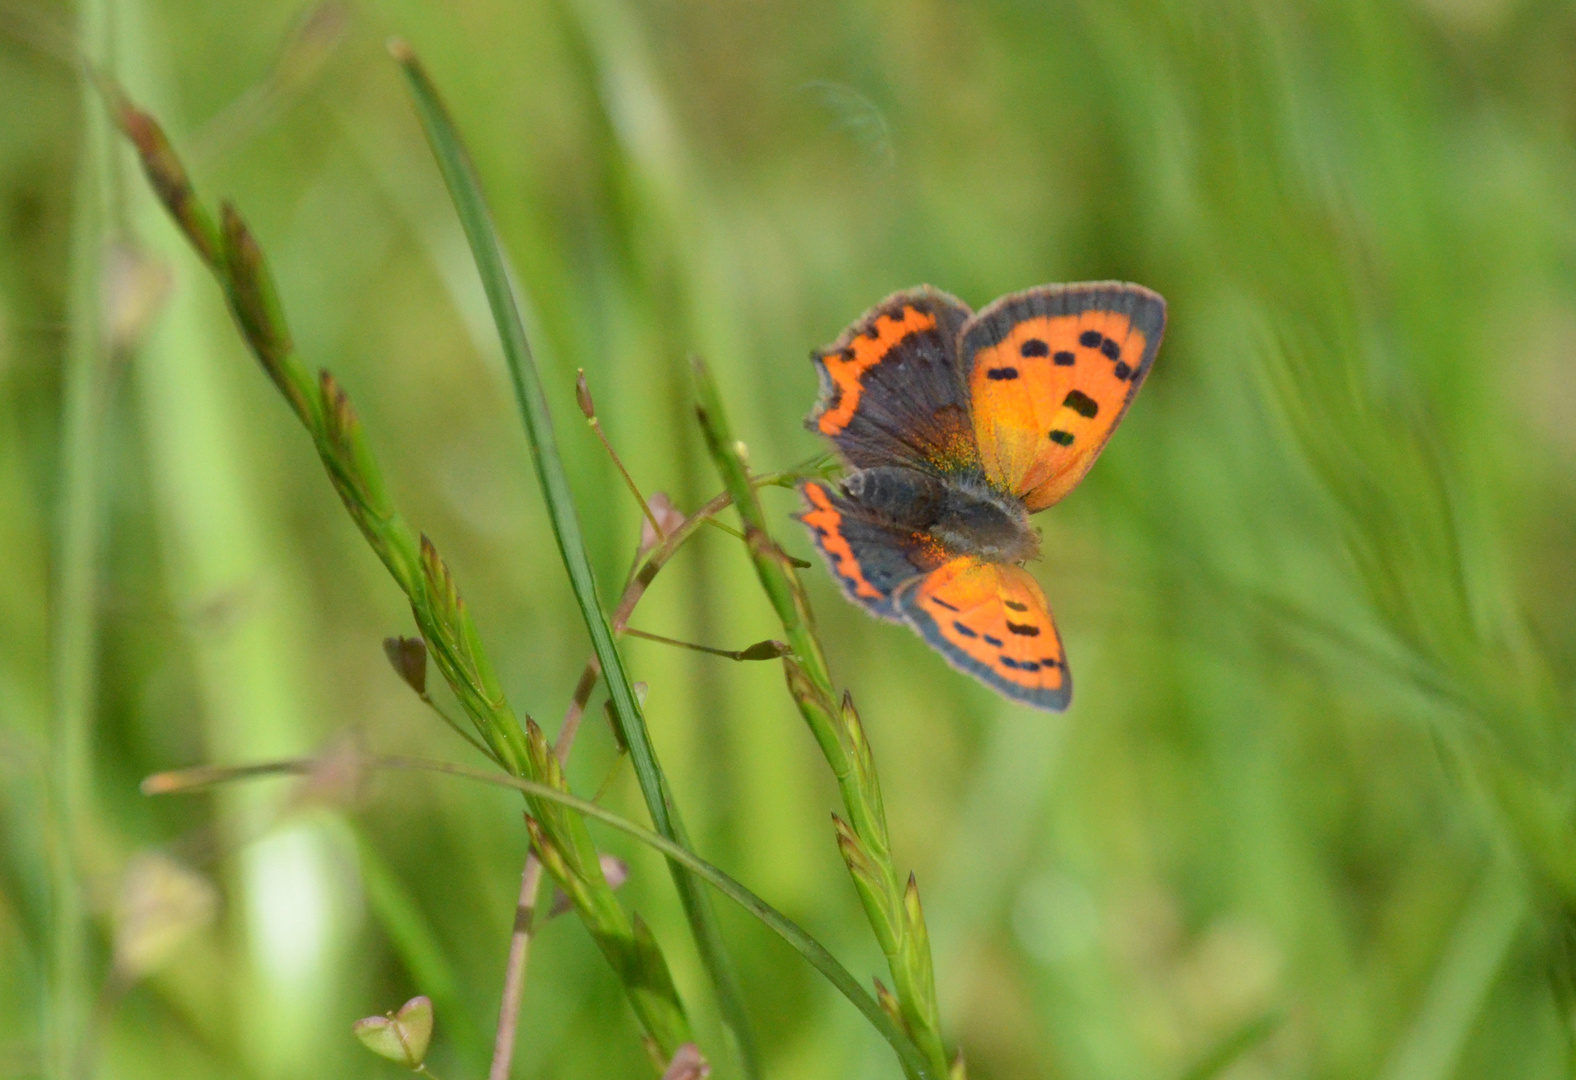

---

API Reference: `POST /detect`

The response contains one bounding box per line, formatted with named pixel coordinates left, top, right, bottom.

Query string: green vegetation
left=4, top=1, right=1576, bottom=1078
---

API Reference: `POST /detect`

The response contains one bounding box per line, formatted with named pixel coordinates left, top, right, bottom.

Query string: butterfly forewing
left=807, top=286, right=978, bottom=472
left=897, top=558, right=1070, bottom=711
left=961, top=283, right=1165, bottom=510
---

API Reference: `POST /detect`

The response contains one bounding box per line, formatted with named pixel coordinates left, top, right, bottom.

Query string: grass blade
left=1378, top=863, right=1525, bottom=1080
left=390, top=41, right=760, bottom=1076
left=49, top=6, right=114, bottom=1074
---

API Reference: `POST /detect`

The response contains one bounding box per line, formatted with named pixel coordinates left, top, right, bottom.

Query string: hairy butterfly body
left=797, top=282, right=1166, bottom=710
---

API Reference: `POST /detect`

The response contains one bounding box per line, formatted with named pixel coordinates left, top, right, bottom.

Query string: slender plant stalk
left=488, top=853, right=544, bottom=1080
left=577, top=370, right=668, bottom=542
left=106, top=85, right=696, bottom=1063
left=692, top=357, right=952, bottom=1077
left=48, top=11, right=113, bottom=1077
left=390, top=43, right=759, bottom=1077
left=141, top=752, right=938, bottom=1080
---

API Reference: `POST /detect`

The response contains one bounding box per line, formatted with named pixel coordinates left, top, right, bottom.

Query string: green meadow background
left=6, top=0, right=1576, bottom=1077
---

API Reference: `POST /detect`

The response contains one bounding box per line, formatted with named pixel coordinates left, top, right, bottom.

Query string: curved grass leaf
left=144, top=753, right=938, bottom=1079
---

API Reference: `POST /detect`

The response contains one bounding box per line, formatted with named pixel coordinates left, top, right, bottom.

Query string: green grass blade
left=1176, top=1012, right=1281, bottom=1080
left=49, top=6, right=114, bottom=1074
left=390, top=42, right=760, bottom=1076
left=1378, top=863, right=1525, bottom=1080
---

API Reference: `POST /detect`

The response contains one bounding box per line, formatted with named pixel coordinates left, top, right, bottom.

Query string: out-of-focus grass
left=5, top=0, right=1576, bottom=1078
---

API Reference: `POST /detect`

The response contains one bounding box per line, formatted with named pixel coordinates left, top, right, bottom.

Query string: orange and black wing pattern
left=961, top=283, right=1165, bottom=510
left=797, top=480, right=942, bottom=621
left=896, top=558, right=1070, bottom=711
left=808, top=286, right=978, bottom=473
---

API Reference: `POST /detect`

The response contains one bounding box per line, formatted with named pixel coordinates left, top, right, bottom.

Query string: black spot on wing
left=1100, top=339, right=1121, bottom=360
left=986, top=367, right=1019, bottom=381
left=1079, top=330, right=1102, bottom=348
left=1006, top=621, right=1041, bottom=637
left=952, top=620, right=978, bottom=639
left=1063, top=390, right=1099, bottom=418
left=1049, top=430, right=1074, bottom=446
left=1020, top=338, right=1049, bottom=358
left=1053, top=350, right=1076, bottom=366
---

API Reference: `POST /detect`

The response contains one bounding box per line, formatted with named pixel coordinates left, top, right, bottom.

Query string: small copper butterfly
left=797, top=283, right=1166, bottom=710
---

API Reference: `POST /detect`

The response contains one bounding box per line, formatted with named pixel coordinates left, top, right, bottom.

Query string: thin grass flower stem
left=621, top=626, right=788, bottom=661
left=488, top=855, right=546, bottom=1080
left=591, top=414, right=668, bottom=540
left=701, top=516, right=747, bottom=541
left=490, top=462, right=811, bottom=1078
left=691, top=357, right=952, bottom=1076
left=576, top=369, right=668, bottom=542
left=141, top=752, right=938, bottom=1080
left=419, top=693, right=500, bottom=764
left=392, top=43, right=761, bottom=1074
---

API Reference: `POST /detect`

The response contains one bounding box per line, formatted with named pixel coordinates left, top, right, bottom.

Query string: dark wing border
left=895, top=574, right=1073, bottom=712
left=959, top=280, right=1166, bottom=392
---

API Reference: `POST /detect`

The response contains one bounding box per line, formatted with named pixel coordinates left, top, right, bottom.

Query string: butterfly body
left=840, top=465, right=1038, bottom=565
left=797, top=282, right=1166, bottom=711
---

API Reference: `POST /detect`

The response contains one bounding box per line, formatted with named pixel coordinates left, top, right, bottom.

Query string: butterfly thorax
left=840, top=465, right=1040, bottom=565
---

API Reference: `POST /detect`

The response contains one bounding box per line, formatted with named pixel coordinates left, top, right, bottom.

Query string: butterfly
left=796, top=282, right=1166, bottom=711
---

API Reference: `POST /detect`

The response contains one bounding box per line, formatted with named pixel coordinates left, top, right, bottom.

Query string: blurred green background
left=6, top=0, right=1576, bottom=1077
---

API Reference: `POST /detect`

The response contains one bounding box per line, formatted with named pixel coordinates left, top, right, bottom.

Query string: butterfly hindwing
left=808, top=286, right=978, bottom=472
left=797, top=480, right=936, bottom=621
left=961, top=282, right=1165, bottom=510
left=897, top=557, right=1070, bottom=711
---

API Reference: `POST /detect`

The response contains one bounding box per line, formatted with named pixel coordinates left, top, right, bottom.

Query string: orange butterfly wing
left=962, top=283, right=1165, bottom=510
left=897, top=557, right=1069, bottom=711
